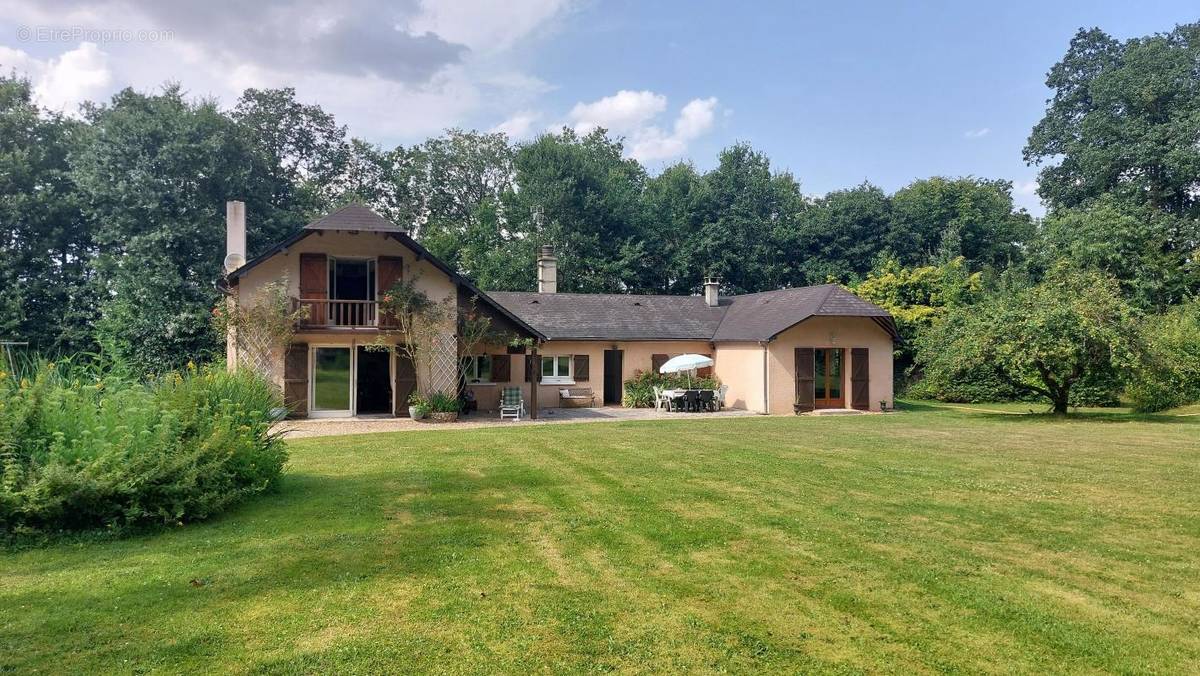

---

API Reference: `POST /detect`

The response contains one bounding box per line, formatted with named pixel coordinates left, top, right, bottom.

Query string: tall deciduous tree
left=507, top=128, right=649, bottom=293
left=1025, top=24, right=1200, bottom=217
left=889, top=177, right=1032, bottom=269
left=74, top=86, right=265, bottom=373
left=0, top=75, right=94, bottom=353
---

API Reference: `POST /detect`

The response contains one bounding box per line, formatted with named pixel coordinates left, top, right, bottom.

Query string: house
left=221, top=202, right=897, bottom=418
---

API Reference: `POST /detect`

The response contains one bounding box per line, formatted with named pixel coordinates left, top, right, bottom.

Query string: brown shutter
left=795, top=347, right=815, bottom=413
left=525, top=354, right=536, bottom=382
left=394, top=349, right=417, bottom=416
left=492, top=354, right=511, bottom=382
left=651, top=353, right=668, bottom=374
left=851, top=347, right=869, bottom=411
left=377, top=256, right=404, bottom=327
left=299, top=253, right=327, bottom=325
left=697, top=353, right=713, bottom=378
left=573, top=354, right=590, bottom=382
left=283, top=342, right=308, bottom=418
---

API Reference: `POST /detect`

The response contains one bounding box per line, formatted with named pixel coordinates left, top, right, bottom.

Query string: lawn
left=3, top=405, right=1199, bottom=673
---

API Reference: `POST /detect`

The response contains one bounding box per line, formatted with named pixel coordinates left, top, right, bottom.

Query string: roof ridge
left=814, top=283, right=840, bottom=312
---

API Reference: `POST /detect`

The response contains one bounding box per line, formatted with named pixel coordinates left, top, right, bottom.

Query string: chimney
left=224, top=200, right=247, bottom=272
left=704, top=276, right=720, bottom=307
left=537, top=244, right=557, bottom=293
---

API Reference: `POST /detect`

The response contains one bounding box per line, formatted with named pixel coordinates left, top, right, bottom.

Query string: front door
left=813, top=348, right=845, bottom=409
left=603, top=349, right=624, bottom=405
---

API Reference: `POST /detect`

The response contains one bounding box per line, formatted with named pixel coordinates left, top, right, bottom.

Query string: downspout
left=761, top=340, right=770, bottom=415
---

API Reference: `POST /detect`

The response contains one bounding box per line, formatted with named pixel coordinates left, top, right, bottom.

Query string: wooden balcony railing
left=294, top=298, right=394, bottom=328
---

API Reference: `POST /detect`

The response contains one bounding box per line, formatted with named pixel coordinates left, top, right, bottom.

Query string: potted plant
left=426, top=391, right=461, bottom=423
left=408, top=393, right=430, bottom=420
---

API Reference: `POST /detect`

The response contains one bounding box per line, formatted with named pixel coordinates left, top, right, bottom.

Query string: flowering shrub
left=0, top=359, right=287, bottom=538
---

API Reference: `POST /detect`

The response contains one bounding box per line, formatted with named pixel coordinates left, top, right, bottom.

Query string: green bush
left=621, top=369, right=719, bottom=408
left=426, top=391, right=461, bottom=413
left=1127, top=302, right=1200, bottom=412
left=0, top=359, right=287, bottom=537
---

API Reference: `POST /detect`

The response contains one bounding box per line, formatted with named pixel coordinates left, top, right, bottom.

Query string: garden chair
left=699, top=390, right=715, bottom=412
left=715, top=384, right=729, bottom=411
left=684, top=389, right=700, bottom=412
left=499, top=386, right=526, bottom=421
left=652, top=386, right=664, bottom=412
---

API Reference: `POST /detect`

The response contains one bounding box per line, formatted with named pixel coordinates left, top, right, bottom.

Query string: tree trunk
left=1052, top=393, right=1070, bottom=415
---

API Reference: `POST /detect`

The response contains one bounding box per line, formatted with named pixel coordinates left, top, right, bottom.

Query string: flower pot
left=429, top=411, right=458, bottom=423
left=408, top=406, right=425, bottom=419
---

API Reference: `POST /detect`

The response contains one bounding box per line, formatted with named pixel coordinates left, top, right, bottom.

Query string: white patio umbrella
left=659, top=353, right=714, bottom=388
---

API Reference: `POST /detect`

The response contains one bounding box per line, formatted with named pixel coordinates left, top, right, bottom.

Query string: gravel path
left=276, top=407, right=758, bottom=439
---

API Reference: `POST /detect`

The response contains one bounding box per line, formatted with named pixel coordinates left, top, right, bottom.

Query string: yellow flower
left=187, top=360, right=196, bottom=371
left=0, top=371, right=6, bottom=380
left=20, top=378, right=30, bottom=389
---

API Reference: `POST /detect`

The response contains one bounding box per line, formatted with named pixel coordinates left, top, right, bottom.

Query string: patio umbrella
left=659, top=353, right=714, bottom=388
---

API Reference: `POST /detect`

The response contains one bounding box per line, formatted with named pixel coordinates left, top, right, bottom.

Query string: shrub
left=621, top=370, right=719, bottom=408
left=912, top=265, right=1138, bottom=413
left=426, top=391, right=461, bottom=413
left=0, top=359, right=287, bottom=537
left=1127, top=302, right=1200, bottom=412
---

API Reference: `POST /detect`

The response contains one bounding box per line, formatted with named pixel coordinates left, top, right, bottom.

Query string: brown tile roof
left=711, top=285, right=894, bottom=341
left=304, top=203, right=403, bottom=232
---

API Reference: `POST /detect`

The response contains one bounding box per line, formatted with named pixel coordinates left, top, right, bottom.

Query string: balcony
left=294, top=298, right=395, bottom=329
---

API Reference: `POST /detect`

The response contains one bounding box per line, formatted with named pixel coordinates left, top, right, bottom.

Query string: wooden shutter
left=492, top=354, right=511, bottom=382
left=851, top=347, right=869, bottom=411
left=651, top=353, right=668, bottom=374
left=697, top=353, right=713, bottom=378
left=394, top=349, right=417, bottom=416
left=376, top=256, right=404, bottom=327
left=525, top=354, right=536, bottom=382
left=299, top=253, right=327, bottom=325
left=283, top=342, right=308, bottom=418
left=573, top=354, right=590, bottom=382
left=795, top=347, right=815, bottom=413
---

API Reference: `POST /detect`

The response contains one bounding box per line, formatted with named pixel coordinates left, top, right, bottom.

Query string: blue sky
left=2, top=1, right=1197, bottom=215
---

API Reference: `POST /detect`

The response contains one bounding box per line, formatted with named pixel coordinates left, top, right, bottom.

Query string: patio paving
left=277, top=406, right=759, bottom=439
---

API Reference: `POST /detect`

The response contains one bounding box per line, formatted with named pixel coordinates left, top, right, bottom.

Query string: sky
left=1, top=1, right=1197, bottom=217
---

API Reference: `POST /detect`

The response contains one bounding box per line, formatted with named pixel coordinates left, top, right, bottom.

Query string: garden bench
left=558, top=387, right=596, bottom=408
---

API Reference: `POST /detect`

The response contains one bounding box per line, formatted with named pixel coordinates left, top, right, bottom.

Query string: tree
left=73, top=86, right=267, bottom=374
left=889, top=177, right=1033, bottom=269
left=1025, top=24, right=1200, bottom=218
left=683, top=143, right=805, bottom=294
left=0, top=75, right=95, bottom=353
left=507, top=128, right=649, bottom=293
left=1126, top=301, right=1200, bottom=412
left=231, top=87, right=349, bottom=248
left=1030, top=195, right=1200, bottom=310
left=795, top=183, right=889, bottom=284
left=850, top=256, right=982, bottom=372
left=915, top=265, right=1140, bottom=413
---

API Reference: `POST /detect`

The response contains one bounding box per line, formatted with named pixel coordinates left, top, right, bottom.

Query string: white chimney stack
left=704, top=276, right=720, bottom=307
left=225, top=200, right=247, bottom=272
left=537, top=245, right=557, bottom=293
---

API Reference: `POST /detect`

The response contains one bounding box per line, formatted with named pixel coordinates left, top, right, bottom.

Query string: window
left=541, top=355, right=573, bottom=384
left=464, top=355, right=492, bottom=384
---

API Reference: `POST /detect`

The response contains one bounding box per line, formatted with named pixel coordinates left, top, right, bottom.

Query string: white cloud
left=408, top=0, right=572, bottom=53
left=490, top=111, right=540, bottom=139
left=0, top=0, right=574, bottom=142
left=0, top=42, right=112, bottom=113
left=550, top=90, right=719, bottom=162
left=964, top=127, right=990, bottom=139
left=567, top=89, right=667, bottom=136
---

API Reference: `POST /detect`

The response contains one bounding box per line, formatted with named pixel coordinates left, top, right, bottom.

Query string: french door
left=813, top=348, right=844, bottom=409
